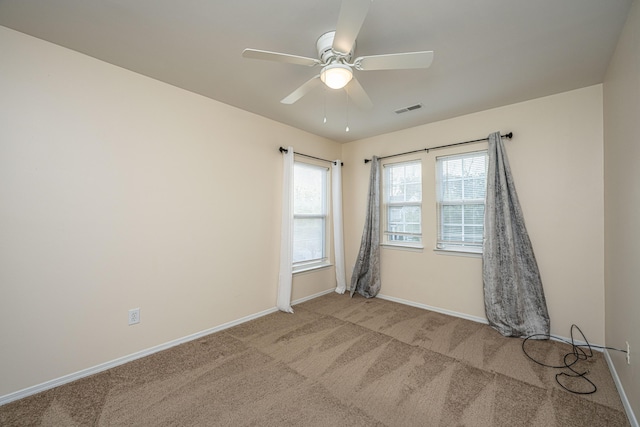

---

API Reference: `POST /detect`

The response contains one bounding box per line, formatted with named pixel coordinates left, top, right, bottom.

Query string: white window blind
left=293, top=162, right=329, bottom=269
left=436, top=151, right=487, bottom=252
left=383, top=160, right=422, bottom=246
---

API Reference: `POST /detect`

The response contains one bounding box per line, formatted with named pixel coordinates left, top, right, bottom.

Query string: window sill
left=434, top=248, right=482, bottom=258
left=293, top=263, right=333, bottom=275
left=381, top=243, right=424, bottom=252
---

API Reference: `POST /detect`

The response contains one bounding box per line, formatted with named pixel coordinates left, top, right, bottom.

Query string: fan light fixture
left=320, top=63, right=353, bottom=89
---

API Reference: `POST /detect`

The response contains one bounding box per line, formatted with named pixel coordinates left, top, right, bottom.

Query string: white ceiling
left=0, top=0, right=632, bottom=143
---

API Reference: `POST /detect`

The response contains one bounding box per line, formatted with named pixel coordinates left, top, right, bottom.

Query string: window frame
left=292, top=161, right=331, bottom=273
left=435, top=150, right=488, bottom=255
left=381, top=159, right=423, bottom=249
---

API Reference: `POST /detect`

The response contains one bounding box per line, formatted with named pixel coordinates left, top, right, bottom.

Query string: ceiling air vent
left=394, top=103, right=423, bottom=114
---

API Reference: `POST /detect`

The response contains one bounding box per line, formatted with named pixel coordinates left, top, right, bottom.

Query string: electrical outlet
left=626, top=341, right=631, bottom=365
left=128, top=308, right=140, bottom=325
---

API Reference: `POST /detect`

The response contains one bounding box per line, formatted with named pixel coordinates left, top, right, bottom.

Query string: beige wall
left=342, top=85, right=605, bottom=342
left=604, top=0, right=640, bottom=418
left=0, top=26, right=339, bottom=396
left=2, top=12, right=634, bottom=411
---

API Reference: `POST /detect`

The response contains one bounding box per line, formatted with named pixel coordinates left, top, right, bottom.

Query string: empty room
left=0, top=0, right=638, bottom=425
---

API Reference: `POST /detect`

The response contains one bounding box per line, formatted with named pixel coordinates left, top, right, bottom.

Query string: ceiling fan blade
left=332, top=0, right=372, bottom=55
left=281, top=75, right=323, bottom=104
left=346, top=77, right=373, bottom=110
left=242, top=48, right=321, bottom=67
left=355, top=51, right=434, bottom=71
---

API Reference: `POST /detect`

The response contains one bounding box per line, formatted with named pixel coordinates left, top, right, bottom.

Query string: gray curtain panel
left=483, top=132, right=550, bottom=338
left=350, top=156, right=381, bottom=298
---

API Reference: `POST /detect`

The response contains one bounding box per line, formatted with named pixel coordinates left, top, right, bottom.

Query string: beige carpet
left=0, top=293, right=630, bottom=426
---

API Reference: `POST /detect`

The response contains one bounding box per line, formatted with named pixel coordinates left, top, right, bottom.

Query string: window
left=436, top=151, right=488, bottom=253
left=293, top=162, right=329, bottom=271
left=382, top=160, right=422, bottom=247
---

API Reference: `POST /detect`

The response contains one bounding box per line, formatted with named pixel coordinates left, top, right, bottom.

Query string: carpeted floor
left=0, top=292, right=630, bottom=426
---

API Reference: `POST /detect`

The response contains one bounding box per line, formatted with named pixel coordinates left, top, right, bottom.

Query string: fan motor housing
left=317, top=31, right=353, bottom=64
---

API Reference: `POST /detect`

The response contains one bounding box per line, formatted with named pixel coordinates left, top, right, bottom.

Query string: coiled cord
left=522, top=324, right=627, bottom=395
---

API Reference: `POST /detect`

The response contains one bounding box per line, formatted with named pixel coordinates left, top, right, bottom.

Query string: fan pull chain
left=345, top=88, right=350, bottom=132
left=323, top=87, right=327, bottom=124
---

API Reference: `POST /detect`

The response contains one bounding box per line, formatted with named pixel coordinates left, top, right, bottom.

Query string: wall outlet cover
left=128, top=308, right=140, bottom=325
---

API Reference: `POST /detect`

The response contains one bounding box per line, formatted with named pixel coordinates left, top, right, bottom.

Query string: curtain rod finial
left=364, top=159, right=371, bottom=164
left=279, top=146, right=288, bottom=154
left=504, top=132, right=513, bottom=139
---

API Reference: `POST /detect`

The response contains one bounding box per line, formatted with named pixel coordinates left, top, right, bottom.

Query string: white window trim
left=293, top=261, right=333, bottom=274
left=433, top=247, right=482, bottom=258
left=292, top=161, right=331, bottom=273
left=381, top=243, right=424, bottom=251
left=382, top=159, right=423, bottom=249
left=435, top=150, right=487, bottom=255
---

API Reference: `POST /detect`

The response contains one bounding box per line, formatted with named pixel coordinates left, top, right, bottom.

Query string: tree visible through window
left=436, top=151, right=487, bottom=252
left=383, top=160, right=422, bottom=246
left=293, top=162, right=328, bottom=270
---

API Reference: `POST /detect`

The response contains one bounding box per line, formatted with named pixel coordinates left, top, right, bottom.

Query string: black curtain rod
left=363, top=132, right=513, bottom=164
left=279, top=147, right=343, bottom=166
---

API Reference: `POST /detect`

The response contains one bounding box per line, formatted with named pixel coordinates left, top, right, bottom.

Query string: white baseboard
left=0, top=288, right=336, bottom=407
left=293, top=288, right=335, bottom=305
left=378, top=293, right=636, bottom=425
left=3, top=286, right=634, bottom=427
left=604, top=350, right=639, bottom=427
left=377, top=293, right=489, bottom=325
left=377, top=293, right=603, bottom=348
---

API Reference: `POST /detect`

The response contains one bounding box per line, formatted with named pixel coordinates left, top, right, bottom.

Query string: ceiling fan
left=242, top=0, right=434, bottom=110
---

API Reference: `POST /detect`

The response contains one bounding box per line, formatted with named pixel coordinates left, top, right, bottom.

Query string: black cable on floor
left=521, top=324, right=627, bottom=395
